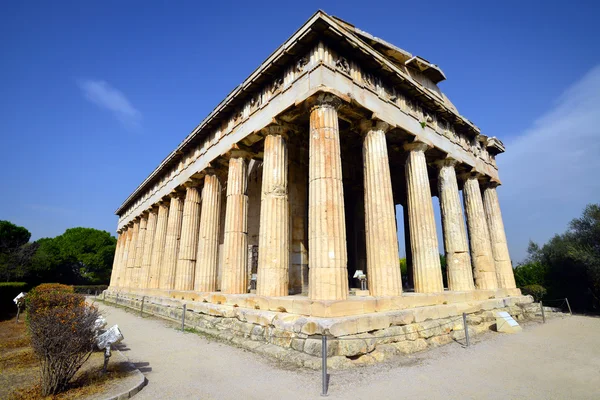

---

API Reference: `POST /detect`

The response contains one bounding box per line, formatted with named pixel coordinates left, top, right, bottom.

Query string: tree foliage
left=1, top=221, right=116, bottom=286
left=0, top=220, right=34, bottom=281
left=30, top=228, right=116, bottom=285
left=515, top=204, right=600, bottom=312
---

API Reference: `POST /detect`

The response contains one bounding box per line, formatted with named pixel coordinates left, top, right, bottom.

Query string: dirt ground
left=0, top=316, right=136, bottom=400
left=94, top=300, right=600, bottom=400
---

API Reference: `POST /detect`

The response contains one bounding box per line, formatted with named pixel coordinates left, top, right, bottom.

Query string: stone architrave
left=175, top=183, right=202, bottom=291
left=139, top=207, right=158, bottom=289
left=360, top=119, right=402, bottom=296
left=308, top=94, right=349, bottom=301
left=132, top=214, right=148, bottom=288
left=404, top=141, right=444, bottom=293
left=148, top=200, right=170, bottom=289
left=195, top=172, right=222, bottom=291
left=159, top=193, right=184, bottom=290
left=109, top=232, right=124, bottom=288
left=125, top=220, right=140, bottom=288
left=257, top=126, right=290, bottom=297
left=221, top=155, right=249, bottom=294
left=462, top=173, right=498, bottom=290
left=436, top=159, right=474, bottom=291
left=483, top=184, right=516, bottom=289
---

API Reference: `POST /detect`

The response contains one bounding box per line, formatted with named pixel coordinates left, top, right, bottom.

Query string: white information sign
left=495, top=311, right=522, bottom=333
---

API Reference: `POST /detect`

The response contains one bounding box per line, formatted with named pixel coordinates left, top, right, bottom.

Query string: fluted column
left=436, top=159, right=474, bottom=291
left=462, top=173, right=498, bottom=290
left=175, top=183, right=202, bottom=291
left=132, top=214, right=147, bottom=288
left=148, top=200, right=170, bottom=289
left=139, top=207, right=158, bottom=289
left=222, top=155, right=249, bottom=294
left=361, top=120, right=402, bottom=296
left=308, top=94, right=348, bottom=301
left=159, top=192, right=184, bottom=290
left=195, top=172, right=222, bottom=291
left=119, top=226, right=132, bottom=287
left=125, top=219, right=140, bottom=288
left=483, top=184, right=516, bottom=289
left=404, top=141, right=443, bottom=293
left=109, top=232, right=124, bottom=287
left=257, top=126, right=290, bottom=297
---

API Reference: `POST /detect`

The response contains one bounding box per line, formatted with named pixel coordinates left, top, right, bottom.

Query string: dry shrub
left=26, top=284, right=100, bottom=396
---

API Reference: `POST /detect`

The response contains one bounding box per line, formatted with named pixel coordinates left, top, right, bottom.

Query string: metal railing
left=99, top=293, right=571, bottom=396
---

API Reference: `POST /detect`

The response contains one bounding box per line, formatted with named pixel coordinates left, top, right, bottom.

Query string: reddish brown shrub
left=26, top=284, right=99, bottom=396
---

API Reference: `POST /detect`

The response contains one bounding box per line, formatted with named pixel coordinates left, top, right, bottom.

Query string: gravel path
left=95, top=301, right=600, bottom=400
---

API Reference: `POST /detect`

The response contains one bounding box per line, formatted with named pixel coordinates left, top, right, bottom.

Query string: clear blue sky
left=2, top=1, right=599, bottom=262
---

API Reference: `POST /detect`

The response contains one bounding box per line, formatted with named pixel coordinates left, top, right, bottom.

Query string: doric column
left=360, top=120, right=402, bottom=296
left=462, top=173, right=498, bottom=290
left=404, top=141, right=444, bottom=293
left=483, top=184, right=516, bottom=289
left=436, top=159, right=474, bottom=291
left=125, top=219, right=140, bottom=288
left=159, top=192, right=184, bottom=290
left=195, top=172, right=222, bottom=291
left=119, top=226, right=132, bottom=287
left=308, top=94, right=348, bottom=301
left=148, top=200, right=170, bottom=289
left=257, top=126, right=290, bottom=297
left=139, top=207, right=158, bottom=289
left=109, top=232, right=124, bottom=287
left=175, top=182, right=202, bottom=291
left=221, top=154, right=249, bottom=294
left=132, top=214, right=147, bottom=288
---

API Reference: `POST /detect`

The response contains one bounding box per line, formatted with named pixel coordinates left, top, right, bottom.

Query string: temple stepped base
left=100, top=289, right=554, bottom=368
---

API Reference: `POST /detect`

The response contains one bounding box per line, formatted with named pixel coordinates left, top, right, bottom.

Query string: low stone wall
left=102, top=291, right=539, bottom=369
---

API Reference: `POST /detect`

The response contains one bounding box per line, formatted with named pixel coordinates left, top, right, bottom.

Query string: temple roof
left=115, top=10, right=483, bottom=215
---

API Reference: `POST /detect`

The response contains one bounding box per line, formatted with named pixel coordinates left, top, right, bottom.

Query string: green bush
left=72, top=284, right=108, bottom=294
left=0, top=282, right=29, bottom=319
left=521, top=284, right=547, bottom=302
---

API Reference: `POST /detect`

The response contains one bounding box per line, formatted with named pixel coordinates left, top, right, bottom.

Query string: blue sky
left=1, top=1, right=599, bottom=262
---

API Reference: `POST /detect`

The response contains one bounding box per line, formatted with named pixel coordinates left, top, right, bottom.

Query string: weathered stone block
left=392, top=338, right=428, bottom=354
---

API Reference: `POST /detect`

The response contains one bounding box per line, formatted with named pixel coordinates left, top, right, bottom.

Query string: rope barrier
left=101, top=295, right=464, bottom=342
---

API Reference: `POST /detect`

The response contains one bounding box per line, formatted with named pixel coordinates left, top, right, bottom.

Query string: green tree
left=516, top=204, right=600, bottom=312
left=0, top=220, right=32, bottom=281
left=30, top=228, right=116, bottom=285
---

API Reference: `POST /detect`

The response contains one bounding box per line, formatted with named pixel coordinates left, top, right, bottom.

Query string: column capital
left=458, top=170, right=484, bottom=183
left=482, top=179, right=502, bottom=189
left=184, top=178, right=202, bottom=188
left=358, top=119, right=390, bottom=135
left=403, top=139, right=431, bottom=153
left=433, top=156, right=459, bottom=169
left=168, top=188, right=186, bottom=199
left=261, top=124, right=289, bottom=138
left=224, top=143, right=253, bottom=160
left=306, top=92, right=342, bottom=112
left=149, top=204, right=159, bottom=214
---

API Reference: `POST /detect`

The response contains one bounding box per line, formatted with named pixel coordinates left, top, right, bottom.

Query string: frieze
left=118, top=42, right=498, bottom=224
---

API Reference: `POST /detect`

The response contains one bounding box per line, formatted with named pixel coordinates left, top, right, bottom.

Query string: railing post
left=540, top=301, right=546, bottom=323
left=182, top=303, right=187, bottom=331
left=462, top=312, right=470, bottom=347
left=140, top=296, right=145, bottom=317
left=565, top=298, right=572, bottom=316
left=321, top=335, right=328, bottom=396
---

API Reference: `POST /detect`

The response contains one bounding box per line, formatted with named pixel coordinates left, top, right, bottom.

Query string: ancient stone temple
left=107, top=11, right=528, bottom=365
